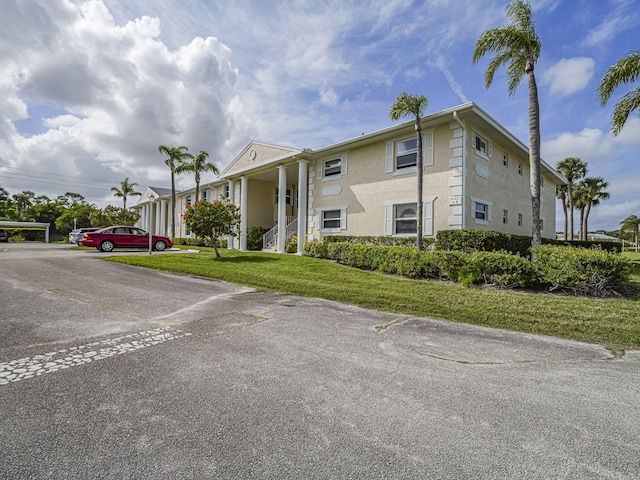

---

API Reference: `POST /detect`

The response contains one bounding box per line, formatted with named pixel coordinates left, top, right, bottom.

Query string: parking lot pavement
left=1, top=243, right=639, bottom=479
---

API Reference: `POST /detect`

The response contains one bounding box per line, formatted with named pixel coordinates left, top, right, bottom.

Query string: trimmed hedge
left=532, top=245, right=631, bottom=296
left=303, top=241, right=632, bottom=296
left=173, top=237, right=228, bottom=249
left=323, top=235, right=436, bottom=249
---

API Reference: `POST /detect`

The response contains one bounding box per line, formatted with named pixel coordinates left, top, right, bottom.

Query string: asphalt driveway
left=1, top=243, right=638, bottom=479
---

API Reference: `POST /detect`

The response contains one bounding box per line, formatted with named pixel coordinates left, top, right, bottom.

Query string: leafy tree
left=389, top=92, right=429, bottom=250
left=0, top=187, right=13, bottom=219
left=56, top=192, right=87, bottom=208
left=597, top=50, right=640, bottom=136
left=182, top=198, right=240, bottom=257
left=158, top=145, right=191, bottom=238
left=12, top=190, right=35, bottom=220
left=473, top=0, right=542, bottom=246
left=620, top=215, right=640, bottom=252
left=111, top=177, right=141, bottom=209
left=176, top=150, right=219, bottom=202
left=556, top=157, right=587, bottom=240
left=90, top=205, right=140, bottom=228
left=55, top=203, right=99, bottom=234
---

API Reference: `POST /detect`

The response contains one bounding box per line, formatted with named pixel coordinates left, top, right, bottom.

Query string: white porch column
left=154, top=202, right=161, bottom=235
left=240, top=176, right=248, bottom=251
left=296, top=160, right=308, bottom=255
left=143, top=204, right=149, bottom=231
left=160, top=200, right=167, bottom=236
left=277, top=165, right=287, bottom=253
left=227, top=180, right=236, bottom=249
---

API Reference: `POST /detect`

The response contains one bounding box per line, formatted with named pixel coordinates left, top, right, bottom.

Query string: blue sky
left=0, top=0, right=638, bottom=232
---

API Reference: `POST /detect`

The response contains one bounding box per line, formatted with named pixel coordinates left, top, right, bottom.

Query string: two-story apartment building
left=134, top=102, right=565, bottom=254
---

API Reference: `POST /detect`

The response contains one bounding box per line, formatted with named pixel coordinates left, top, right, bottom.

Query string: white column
left=240, top=176, right=248, bottom=251
left=160, top=201, right=166, bottom=236
left=154, top=202, right=161, bottom=235
left=297, top=160, right=308, bottom=255
left=227, top=180, right=236, bottom=249
left=277, top=165, right=287, bottom=253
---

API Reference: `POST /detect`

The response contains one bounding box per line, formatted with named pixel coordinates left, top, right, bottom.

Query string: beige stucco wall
left=246, top=179, right=277, bottom=228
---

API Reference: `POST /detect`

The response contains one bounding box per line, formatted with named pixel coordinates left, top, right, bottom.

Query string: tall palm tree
left=175, top=150, right=219, bottom=202
left=389, top=92, right=429, bottom=250
left=597, top=50, right=640, bottom=136
left=576, top=177, right=610, bottom=240
left=158, top=145, right=191, bottom=238
left=620, top=215, right=640, bottom=252
left=111, top=177, right=141, bottom=210
left=556, top=157, right=587, bottom=240
left=473, top=0, right=542, bottom=246
left=556, top=184, right=568, bottom=240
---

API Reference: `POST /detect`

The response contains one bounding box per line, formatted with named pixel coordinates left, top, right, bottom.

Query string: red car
left=79, top=226, right=173, bottom=252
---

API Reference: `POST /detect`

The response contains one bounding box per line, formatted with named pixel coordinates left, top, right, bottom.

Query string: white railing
left=263, top=216, right=297, bottom=250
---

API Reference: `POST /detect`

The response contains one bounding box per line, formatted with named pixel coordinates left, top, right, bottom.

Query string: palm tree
left=620, top=215, right=640, bottom=252
left=176, top=150, right=219, bottom=202
left=158, top=145, right=191, bottom=238
left=576, top=177, right=610, bottom=240
left=12, top=190, right=34, bottom=221
left=556, top=157, right=587, bottom=240
left=556, top=184, right=568, bottom=240
left=111, top=177, right=141, bottom=210
left=473, top=0, right=542, bottom=246
left=597, top=50, right=640, bottom=136
left=389, top=92, right=429, bottom=250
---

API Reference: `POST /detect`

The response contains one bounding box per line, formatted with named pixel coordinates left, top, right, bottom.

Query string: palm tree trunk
left=561, top=197, right=568, bottom=240
left=170, top=170, right=176, bottom=238
left=528, top=68, right=542, bottom=247
left=415, top=119, right=423, bottom=250
left=568, top=183, right=574, bottom=240
left=584, top=203, right=592, bottom=240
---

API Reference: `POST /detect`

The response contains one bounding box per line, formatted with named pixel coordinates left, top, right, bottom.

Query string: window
left=396, top=138, right=417, bottom=169
left=322, top=210, right=341, bottom=229
left=474, top=134, right=487, bottom=155
left=503, top=153, right=508, bottom=167
left=540, top=176, right=545, bottom=189
left=518, top=163, right=523, bottom=175
left=503, top=209, right=508, bottom=225
left=201, top=190, right=208, bottom=201
left=186, top=195, right=192, bottom=208
left=324, top=158, right=342, bottom=177
left=518, top=213, right=523, bottom=227
left=470, top=197, right=492, bottom=225
left=395, top=203, right=417, bottom=234
left=275, top=188, right=293, bottom=205
left=540, top=219, right=544, bottom=231
left=224, top=184, right=230, bottom=199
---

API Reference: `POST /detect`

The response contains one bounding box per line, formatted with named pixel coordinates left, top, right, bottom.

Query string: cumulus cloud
left=541, top=57, right=595, bottom=96
left=0, top=0, right=241, bottom=202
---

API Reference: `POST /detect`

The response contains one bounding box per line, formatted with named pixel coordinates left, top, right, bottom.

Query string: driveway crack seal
left=375, top=317, right=412, bottom=332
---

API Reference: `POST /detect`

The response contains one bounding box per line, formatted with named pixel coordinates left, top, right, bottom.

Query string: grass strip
left=105, top=250, right=640, bottom=351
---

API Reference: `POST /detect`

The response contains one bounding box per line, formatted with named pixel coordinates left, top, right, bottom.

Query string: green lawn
left=105, top=249, right=640, bottom=352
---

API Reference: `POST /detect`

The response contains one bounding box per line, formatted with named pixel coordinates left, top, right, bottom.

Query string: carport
left=0, top=221, right=51, bottom=243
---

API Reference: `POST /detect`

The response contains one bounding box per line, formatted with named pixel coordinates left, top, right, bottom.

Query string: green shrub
left=436, top=229, right=531, bottom=257
left=464, top=251, right=537, bottom=288
left=532, top=245, right=631, bottom=296
left=285, top=235, right=298, bottom=253
left=247, top=226, right=267, bottom=250
left=323, top=235, right=435, bottom=249
left=303, top=241, right=328, bottom=258
left=173, top=237, right=228, bottom=249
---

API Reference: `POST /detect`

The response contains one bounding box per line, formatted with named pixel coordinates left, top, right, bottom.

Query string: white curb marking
left=0, top=327, right=192, bottom=386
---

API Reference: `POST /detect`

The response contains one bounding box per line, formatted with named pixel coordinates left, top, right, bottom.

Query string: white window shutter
left=424, top=132, right=434, bottom=167
left=340, top=207, right=347, bottom=229
left=488, top=206, right=493, bottom=222
left=488, top=143, right=493, bottom=158
left=385, top=204, right=393, bottom=235
left=342, top=154, right=348, bottom=175
left=317, top=162, right=323, bottom=179
left=423, top=199, right=433, bottom=236
left=386, top=141, right=394, bottom=173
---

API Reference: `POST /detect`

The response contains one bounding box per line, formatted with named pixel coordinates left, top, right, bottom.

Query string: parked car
left=79, top=226, right=173, bottom=252
left=0, top=230, right=8, bottom=242
left=69, top=227, right=101, bottom=244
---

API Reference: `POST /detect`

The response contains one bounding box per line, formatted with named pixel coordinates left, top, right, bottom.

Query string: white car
left=69, top=227, right=101, bottom=244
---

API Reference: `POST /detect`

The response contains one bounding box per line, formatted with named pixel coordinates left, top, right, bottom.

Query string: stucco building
left=134, top=102, right=565, bottom=253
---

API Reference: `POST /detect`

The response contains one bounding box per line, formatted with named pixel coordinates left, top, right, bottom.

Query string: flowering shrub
left=182, top=197, right=240, bottom=257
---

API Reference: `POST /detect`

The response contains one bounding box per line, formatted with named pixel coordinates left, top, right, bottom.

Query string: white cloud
left=541, top=57, right=595, bottom=96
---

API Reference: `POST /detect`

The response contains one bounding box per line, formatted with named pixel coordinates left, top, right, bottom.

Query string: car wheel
left=154, top=240, right=166, bottom=251
left=99, top=240, right=115, bottom=252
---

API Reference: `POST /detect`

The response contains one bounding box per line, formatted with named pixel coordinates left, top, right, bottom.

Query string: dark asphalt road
left=1, top=243, right=639, bottom=479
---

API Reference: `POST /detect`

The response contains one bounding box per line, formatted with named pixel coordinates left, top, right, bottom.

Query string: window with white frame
left=201, top=190, right=208, bottom=201
left=472, top=132, right=492, bottom=160
left=518, top=213, right=523, bottom=227
left=275, top=188, right=293, bottom=205
left=395, top=138, right=417, bottom=170
left=394, top=203, right=418, bottom=234
left=540, top=218, right=544, bottom=231
left=470, top=197, right=492, bottom=225
left=186, top=195, right=192, bottom=208
left=317, top=206, right=348, bottom=233
left=224, top=184, right=230, bottom=199
left=503, top=209, right=508, bottom=225
left=503, top=153, right=508, bottom=167
left=518, top=163, right=523, bottom=175
left=324, top=158, right=342, bottom=177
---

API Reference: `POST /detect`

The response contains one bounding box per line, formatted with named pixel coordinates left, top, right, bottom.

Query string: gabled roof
left=220, top=141, right=303, bottom=178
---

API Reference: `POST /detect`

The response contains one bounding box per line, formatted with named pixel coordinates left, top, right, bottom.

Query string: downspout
left=453, top=111, right=467, bottom=229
